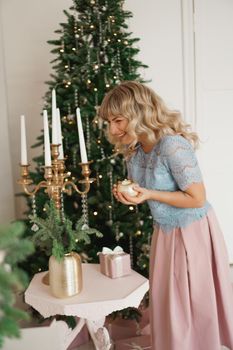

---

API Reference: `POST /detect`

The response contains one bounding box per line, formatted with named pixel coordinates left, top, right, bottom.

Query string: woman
left=99, top=81, right=233, bottom=350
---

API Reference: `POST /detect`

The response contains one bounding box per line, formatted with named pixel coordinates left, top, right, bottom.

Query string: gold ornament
left=49, top=252, right=83, bottom=298
left=117, top=179, right=139, bottom=197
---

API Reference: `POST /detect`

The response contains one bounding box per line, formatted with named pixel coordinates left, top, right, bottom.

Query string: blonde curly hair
left=99, top=81, right=199, bottom=157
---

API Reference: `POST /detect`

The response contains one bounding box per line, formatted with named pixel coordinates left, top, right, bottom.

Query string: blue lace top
left=127, top=135, right=211, bottom=233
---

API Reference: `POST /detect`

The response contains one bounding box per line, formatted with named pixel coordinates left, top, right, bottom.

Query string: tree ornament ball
left=117, top=179, right=138, bottom=197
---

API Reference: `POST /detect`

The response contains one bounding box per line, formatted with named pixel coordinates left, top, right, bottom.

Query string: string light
left=93, top=211, right=98, bottom=216
left=129, top=206, right=134, bottom=211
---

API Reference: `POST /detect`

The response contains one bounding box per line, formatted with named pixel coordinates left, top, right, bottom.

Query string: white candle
left=76, top=107, right=88, bottom=163
left=20, top=115, right=28, bottom=165
left=43, top=110, right=52, bottom=167
left=56, top=108, right=64, bottom=159
left=52, top=89, right=58, bottom=144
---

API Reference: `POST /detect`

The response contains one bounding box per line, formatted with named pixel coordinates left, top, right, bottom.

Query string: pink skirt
left=149, top=208, right=233, bottom=350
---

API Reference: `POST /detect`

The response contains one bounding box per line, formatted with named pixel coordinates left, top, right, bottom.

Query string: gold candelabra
left=18, top=144, right=94, bottom=210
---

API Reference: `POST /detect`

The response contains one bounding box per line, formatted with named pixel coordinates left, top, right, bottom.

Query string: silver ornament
left=82, top=224, right=89, bottom=230
left=106, top=220, right=113, bottom=226
left=31, top=223, right=39, bottom=232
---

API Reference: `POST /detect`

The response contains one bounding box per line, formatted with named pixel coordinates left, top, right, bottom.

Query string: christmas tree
left=22, top=0, right=152, bottom=318
left=0, top=222, right=34, bottom=348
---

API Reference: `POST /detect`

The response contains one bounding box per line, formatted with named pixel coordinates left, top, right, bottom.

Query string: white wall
left=0, top=3, right=15, bottom=223
left=125, top=0, right=184, bottom=111
left=1, top=0, right=73, bottom=218
left=194, top=0, right=233, bottom=262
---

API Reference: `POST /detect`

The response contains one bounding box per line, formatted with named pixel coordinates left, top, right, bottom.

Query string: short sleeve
left=160, top=135, right=203, bottom=191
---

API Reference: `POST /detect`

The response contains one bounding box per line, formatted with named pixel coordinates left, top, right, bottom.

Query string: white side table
left=25, top=263, right=149, bottom=350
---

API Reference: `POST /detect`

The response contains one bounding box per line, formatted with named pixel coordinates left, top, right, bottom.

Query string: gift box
left=98, top=246, right=131, bottom=278
left=106, top=308, right=151, bottom=349
left=3, top=318, right=88, bottom=350
left=3, top=292, right=89, bottom=350
left=106, top=307, right=150, bottom=341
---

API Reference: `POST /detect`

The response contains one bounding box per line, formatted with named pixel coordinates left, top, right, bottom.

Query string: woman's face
left=107, top=115, right=133, bottom=145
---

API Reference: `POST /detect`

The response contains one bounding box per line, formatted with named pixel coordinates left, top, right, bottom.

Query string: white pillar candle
left=43, top=110, right=52, bottom=167
left=56, top=108, right=64, bottom=159
left=20, top=115, right=28, bottom=165
left=76, top=107, right=88, bottom=163
left=52, top=89, right=58, bottom=144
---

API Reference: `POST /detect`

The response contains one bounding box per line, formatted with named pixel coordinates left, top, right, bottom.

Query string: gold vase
left=49, top=252, right=83, bottom=298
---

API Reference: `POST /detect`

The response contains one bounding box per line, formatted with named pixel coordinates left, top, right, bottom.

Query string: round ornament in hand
left=117, top=179, right=139, bottom=197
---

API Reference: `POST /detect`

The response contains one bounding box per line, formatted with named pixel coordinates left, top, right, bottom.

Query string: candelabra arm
left=63, top=180, right=90, bottom=195
left=22, top=180, right=48, bottom=197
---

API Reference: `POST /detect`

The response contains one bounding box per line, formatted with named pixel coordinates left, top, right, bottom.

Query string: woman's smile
left=107, top=116, right=133, bottom=144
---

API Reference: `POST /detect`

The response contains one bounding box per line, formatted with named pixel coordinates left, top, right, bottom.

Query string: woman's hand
left=112, top=184, right=136, bottom=205
left=122, top=185, right=151, bottom=204
left=113, top=184, right=151, bottom=205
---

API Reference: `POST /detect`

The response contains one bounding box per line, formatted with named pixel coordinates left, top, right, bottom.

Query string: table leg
left=64, top=318, right=86, bottom=349
left=85, top=317, right=112, bottom=350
